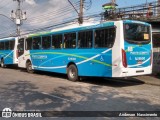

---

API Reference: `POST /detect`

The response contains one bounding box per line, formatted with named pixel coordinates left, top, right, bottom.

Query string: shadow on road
left=0, top=81, right=159, bottom=113
left=153, top=74, right=160, bottom=79
left=29, top=71, right=145, bottom=87
left=80, top=77, right=145, bottom=87
left=25, top=70, right=145, bottom=88
left=1, top=65, right=19, bottom=70
left=1, top=66, right=145, bottom=88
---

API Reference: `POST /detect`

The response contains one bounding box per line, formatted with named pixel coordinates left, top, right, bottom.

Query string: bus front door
left=17, top=38, right=25, bottom=68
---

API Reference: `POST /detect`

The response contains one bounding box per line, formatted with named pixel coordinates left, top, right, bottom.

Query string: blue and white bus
left=18, top=20, right=152, bottom=81
left=0, top=37, right=19, bottom=67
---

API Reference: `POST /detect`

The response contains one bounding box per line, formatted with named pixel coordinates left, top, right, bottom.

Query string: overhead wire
left=22, top=14, right=78, bottom=30
left=0, top=0, right=93, bottom=38
left=21, top=17, right=78, bottom=35
left=27, top=1, right=80, bottom=19
left=24, top=9, right=78, bottom=24
left=21, top=1, right=80, bottom=27
left=26, top=5, right=79, bottom=22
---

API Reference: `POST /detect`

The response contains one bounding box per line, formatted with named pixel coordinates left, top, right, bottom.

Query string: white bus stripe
left=33, top=65, right=66, bottom=69
left=4, top=50, right=14, bottom=59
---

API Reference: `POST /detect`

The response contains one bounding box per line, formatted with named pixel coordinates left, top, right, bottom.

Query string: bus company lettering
left=130, top=51, right=149, bottom=55
left=68, top=57, right=76, bottom=61
left=32, top=55, right=47, bottom=59
left=135, top=57, right=146, bottom=61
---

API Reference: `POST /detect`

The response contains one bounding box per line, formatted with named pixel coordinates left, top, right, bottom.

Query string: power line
left=22, top=21, right=77, bottom=35
left=0, top=14, right=15, bottom=23
left=27, top=5, right=79, bottom=21
left=25, top=9, right=77, bottom=24
left=27, top=2, right=80, bottom=19
left=0, top=0, right=93, bottom=38
left=0, top=0, right=114, bottom=37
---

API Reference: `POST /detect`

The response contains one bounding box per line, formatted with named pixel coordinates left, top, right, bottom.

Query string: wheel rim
left=69, top=68, right=76, bottom=79
left=1, top=61, right=4, bottom=67
left=28, top=63, right=32, bottom=71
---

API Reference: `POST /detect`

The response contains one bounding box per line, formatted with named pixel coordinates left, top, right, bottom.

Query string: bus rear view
left=119, top=20, right=152, bottom=77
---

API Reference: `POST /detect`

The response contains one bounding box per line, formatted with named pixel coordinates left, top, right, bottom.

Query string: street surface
left=0, top=66, right=159, bottom=120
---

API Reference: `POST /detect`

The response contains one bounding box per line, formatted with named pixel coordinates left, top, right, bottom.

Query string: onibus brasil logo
left=2, top=108, right=12, bottom=118
left=1, top=108, right=42, bottom=118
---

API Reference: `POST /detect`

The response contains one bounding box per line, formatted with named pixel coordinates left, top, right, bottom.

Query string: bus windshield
left=124, top=23, right=151, bottom=44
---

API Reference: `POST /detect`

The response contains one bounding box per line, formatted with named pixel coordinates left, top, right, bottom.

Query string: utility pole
left=68, top=0, right=84, bottom=24
left=79, top=0, right=84, bottom=24
left=155, top=0, right=159, bottom=17
left=111, top=0, right=116, bottom=10
left=111, top=0, right=116, bottom=5
left=11, top=0, right=26, bottom=36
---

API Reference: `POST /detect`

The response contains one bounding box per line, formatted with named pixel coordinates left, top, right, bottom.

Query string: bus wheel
left=1, top=59, right=6, bottom=68
left=26, top=61, right=34, bottom=73
left=67, top=64, right=79, bottom=82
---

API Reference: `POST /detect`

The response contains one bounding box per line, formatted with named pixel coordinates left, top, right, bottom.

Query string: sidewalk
left=133, top=75, right=160, bottom=86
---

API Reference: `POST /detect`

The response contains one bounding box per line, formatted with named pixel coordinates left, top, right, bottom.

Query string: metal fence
left=153, top=47, right=160, bottom=74
left=100, top=1, right=160, bottom=22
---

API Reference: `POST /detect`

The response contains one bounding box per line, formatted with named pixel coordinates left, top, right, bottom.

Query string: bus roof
left=28, top=20, right=151, bottom=38
left=0, top=37, right=15, bottom=41
left=123, top=20, right=151, bottom=26
left=28, top=21, right=115, bottom=38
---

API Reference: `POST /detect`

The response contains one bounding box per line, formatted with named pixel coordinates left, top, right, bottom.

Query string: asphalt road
left=0, top=66, right=159, bottom=119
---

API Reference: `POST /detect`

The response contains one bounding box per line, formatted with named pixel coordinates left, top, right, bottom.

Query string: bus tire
left=67, top=64, right=79, bottom=82
left=26, top=61, right=34, bottom=73
left=1, top=59, right=6, bottom=68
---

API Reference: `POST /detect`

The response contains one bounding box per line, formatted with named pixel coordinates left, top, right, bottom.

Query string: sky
left=0, top=0, right=156, bottom=38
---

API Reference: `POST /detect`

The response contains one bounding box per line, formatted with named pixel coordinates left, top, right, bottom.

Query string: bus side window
left=52, top=34, right=62, bottom=49
left=9, top=40, right=15, bottom=50
left=26, top=38, right=32, bottom=50
left=64, top=33, right=76, bottom=49
left=109, top=28, right=116, bottom=47
left=0, top=42, right=4, bottom=50
left=42, top=36, right=51, bottom=49
left=78, top=39, right=81, bottom=48
left=4, top=41, right=9, bottom=50
left=95, top=31, right=100, bottom=48
left=33, top=37, right=41, bottom=50
left=95, top=27, right=116, bottom=48
left=78, top=31, right=92, bottom=48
